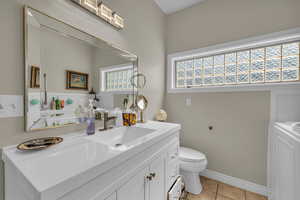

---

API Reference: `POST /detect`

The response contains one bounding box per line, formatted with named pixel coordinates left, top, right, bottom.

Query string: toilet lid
left=179, top=147, right=206, bottom=162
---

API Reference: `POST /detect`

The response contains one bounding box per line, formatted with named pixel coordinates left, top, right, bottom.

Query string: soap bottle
left=130, top=109, right=137, bottom=125
left=50, top=97, right=55, bottom=110
left=55, top=97, right=60, bottom=110
left=122, top=108, right=137, bottom=126
left=61, top=100, right=65, bottom=109
left=86, top=99, right=95, bottom=135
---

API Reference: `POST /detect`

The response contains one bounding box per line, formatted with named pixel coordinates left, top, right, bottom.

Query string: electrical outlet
left=0, top=95, right=23, bottom=118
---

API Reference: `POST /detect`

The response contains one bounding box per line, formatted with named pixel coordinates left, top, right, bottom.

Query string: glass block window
left=101, top=65, right=135, bottom=92
left=175, top=41, right=300, bottom=88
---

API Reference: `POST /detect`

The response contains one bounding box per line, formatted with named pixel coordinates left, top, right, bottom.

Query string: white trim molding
left=167, top=28, right=300, bottom=93
left=200, top=169, right=268, bottom=196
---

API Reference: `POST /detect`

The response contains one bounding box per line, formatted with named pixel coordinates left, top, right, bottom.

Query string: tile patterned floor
left=186, top=177, right=267, bottom=200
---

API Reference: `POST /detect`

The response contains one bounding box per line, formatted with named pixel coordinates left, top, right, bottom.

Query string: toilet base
left=180, top=169, right=203, bottom=195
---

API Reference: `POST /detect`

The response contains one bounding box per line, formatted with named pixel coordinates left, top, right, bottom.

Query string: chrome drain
left=115, top=143, right=122, bottom=147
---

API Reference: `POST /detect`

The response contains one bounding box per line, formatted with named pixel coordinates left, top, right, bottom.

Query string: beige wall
left=39, top=26, right=94, bottom=93
left=165, top=92, right=270, bottom=185
left=165, top=0, right=300, bottom=186
left=0, top=0, right=165, bottom=199
left=167, top=0, right=300, bottom=54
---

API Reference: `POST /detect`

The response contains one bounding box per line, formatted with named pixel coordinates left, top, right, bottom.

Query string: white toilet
left=179, top=147, right=207, bottom=194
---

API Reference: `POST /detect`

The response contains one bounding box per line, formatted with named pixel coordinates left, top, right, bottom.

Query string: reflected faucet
left=99, top=112, right=116, bottom=131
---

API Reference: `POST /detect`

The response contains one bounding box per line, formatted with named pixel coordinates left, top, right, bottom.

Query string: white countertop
left=2, top=121, right=180, bottom=198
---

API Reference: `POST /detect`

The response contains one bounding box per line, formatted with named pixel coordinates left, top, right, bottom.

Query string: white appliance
left=269, top=122, right=300, bottom=200
left=179, top=147, right=207, bottom=194
left=168, top=176, right=185, bottom=200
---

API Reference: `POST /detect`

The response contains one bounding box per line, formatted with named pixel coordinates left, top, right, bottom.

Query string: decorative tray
left=17, top=137, right=63, bottom=151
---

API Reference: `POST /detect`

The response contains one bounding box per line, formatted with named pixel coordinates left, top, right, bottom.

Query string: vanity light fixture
left=98, top=2, right=113, bottom=22
left=112, top=13, right=124, bottom=29
left=81, top=0, right=98, bottom=14
left=70, top=0, right=124, bottom=30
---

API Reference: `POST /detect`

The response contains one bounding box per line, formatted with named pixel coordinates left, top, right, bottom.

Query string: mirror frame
left=24, top=6, right=138, bottom=132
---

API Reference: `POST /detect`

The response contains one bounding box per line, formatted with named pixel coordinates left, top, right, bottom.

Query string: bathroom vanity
left=2, top=121, right=180, bottom=200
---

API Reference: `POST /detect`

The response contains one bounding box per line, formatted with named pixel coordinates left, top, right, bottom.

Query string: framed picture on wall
left=30, top=66, right=40, bottom=88
left=66, top=70, right=89, bottom=90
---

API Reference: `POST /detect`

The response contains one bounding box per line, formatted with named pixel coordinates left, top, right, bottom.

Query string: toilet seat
left=179, top=147, right=206, bottom=162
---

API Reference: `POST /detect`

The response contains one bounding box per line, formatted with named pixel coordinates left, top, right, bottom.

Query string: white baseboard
left=200, top=169, right=268, bottom=196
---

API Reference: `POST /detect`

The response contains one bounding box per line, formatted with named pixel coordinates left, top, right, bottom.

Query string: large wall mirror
left=24, top=7, right=138, bottom=132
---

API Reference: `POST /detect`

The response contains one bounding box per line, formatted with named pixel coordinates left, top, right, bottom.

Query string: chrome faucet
left=99, top=112, right=116, bottom=131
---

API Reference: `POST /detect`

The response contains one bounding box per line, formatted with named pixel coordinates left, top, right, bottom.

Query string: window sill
left=167, top=82, right=300, bottom=93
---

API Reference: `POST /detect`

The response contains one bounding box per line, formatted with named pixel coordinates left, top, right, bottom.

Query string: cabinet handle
left=146, top=175, right=153, bottom=181
left=150, top=173, right=156, bottom=178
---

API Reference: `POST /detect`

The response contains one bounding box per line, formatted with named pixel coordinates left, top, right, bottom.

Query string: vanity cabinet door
left=117, top=167, right=149, bottom=200
left=149, top=156, right=165, bottom=200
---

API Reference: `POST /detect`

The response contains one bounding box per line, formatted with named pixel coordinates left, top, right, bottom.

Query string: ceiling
left=154, top=0, right=206, bottom=14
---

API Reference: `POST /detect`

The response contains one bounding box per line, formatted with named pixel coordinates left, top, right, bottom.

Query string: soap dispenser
left=86, top=99, right=95, bottom=135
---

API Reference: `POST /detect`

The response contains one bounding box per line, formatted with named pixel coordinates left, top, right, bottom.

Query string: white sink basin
left=6, top=126, right=155, bottom=191
left=16, top=139, right=121, bottom=191
left=9, top=127, right=155, bottom=192
left=87, top=126, right=155, bottom=147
